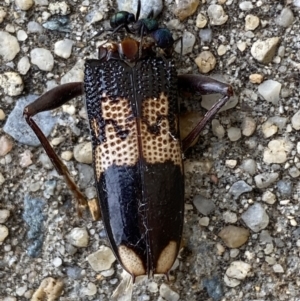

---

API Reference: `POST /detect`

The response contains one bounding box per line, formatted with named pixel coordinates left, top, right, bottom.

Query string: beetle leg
left=178, top=75, right=233, bottom=152
left=23, top=83, right=100, bottom=220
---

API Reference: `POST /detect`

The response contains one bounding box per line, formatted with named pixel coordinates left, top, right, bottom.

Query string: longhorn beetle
left=23, top=1, right=233, bottom=281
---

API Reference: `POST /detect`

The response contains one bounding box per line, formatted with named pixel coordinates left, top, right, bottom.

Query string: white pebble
left=54, top=39, right=74, bottom=59
left=81, top=282, right=97, bottom=296
left=239, top=1, right=253, bottom=10
left=207, top=4, right=228, bottom=25
left=227, top=127, right=241, bottom=141
left=0, top=225, right=9, bottom=242
left=66, top=227, right=89, bottom=247
left=262, top=120, right=278, bottom=138
left=61, top=150, right=73, bottom=161
left=0, top=31, right=20, bottom=61
left=0, top=7, right=7, bottom=23
left=0, top=209, right=10, bottom=223
left=196, top=13, right=207, bottom=28
left=276, top=7, right=294, bottom=27
left=195, top=51, right=216, bottom=73
left=17, top=56, right=31, bottom=75
left=52, top=257, right=63, bottom=267
left=262, top=191, right=276, bottom=204
left=87, top=246, right=116, bottom=272
left=159, top=283, right=180, bottom=301
left=273, top=264, right=284, bottom=273
left=0, top=72, right=24, bottom=96
left=226, top=261, right=251, bottom=280
left=251, top=37, right=280, bottom=64
left=74, top=142, right=92, bottom=164
left=291, top=110, right=300, bottom=130
left=49, top=1, right=71, bottom=15
left=245, top=14, right=259, bottom=31
left=30, top=48, right=54, bottom=71
left=263, top=139, right=292, bottom=164
left=258, top=80, right=281, bottom=105
left=15, top=0, right=34, bottom=10
left=241, top=116, right=256, bottom=136
left=17, top=29, right=28, bottom=41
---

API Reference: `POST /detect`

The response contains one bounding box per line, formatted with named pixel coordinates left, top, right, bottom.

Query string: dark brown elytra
left=23, top=7, right=233, bottom=281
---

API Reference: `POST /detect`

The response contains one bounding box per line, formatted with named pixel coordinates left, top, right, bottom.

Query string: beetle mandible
left=23, top=1, right=233, bottom=282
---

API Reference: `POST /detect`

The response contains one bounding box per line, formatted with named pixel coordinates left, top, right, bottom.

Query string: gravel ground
left=0, top=0, right=300, bottom=300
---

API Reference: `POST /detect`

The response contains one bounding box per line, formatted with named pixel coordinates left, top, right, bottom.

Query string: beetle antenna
left=136, top=0, right=141, bottom=21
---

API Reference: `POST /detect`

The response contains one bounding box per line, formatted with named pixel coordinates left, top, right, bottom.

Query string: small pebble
left=251, top=37, right=280, bottom=64
left=258, top=80, right=281, bottom=105
left=31, top=278, right=63, bottom=301
left=0, top=7, right=7, bottom=23
left=52, top=257, right=62, bottom=267
left=277, top=180, right=292, bottom=196
left=241, top=159, right=257, bottom=176
left=0, top=209, right=10, bottom=223
left=17, top=56, right=31, bottom=75
left=262, top=191, right=276, bottom=205
left=0, top=31, right=20, bottom=61
left=54, top=39, right=73, bottom=59
left=217, top=44, right=227, bottom=56
left=229, top=180, right=252, bottom=198
left=230, top=249, right=240, bottom=258
left=195, top=51, right=216, bottom=73
left=0, top=72, right=24, bottom=96
left=81, top=282, right=97, bottom=296
left=276, top=7, right=294, bottom=27
left=174, top=0, right=199, bottom=21
left=219, top=226, right=250, bottom=248
left=212, top=119, right=225, bottom=138
left=207, top=4, right=228, bottom=25
left=245, top=14, right=259, bottom=30
left=249, top=73, right=263, bottom=84
left=254, top=172, right=279, bottom=189
left=291, top=110, right=300, bottom=130
left=0, top=225, right=9, bottom=242
left=193, top=195, right=215, bottom=215
left=226, top=160, right=237, bottom=168
left=242, top=117, right=256, bottom=136
left=262, top=120, right=278, bottom=138
left=15, top=0, right=34, bottom=10
left=87, top=246, right=116, bottom=271
left=199, top=28, right=213, bottom=43
left=239, top=1, right=253, bottom=10
left=0, top=109, right=5, bottom=120
left=227, top=127, right=242, bottom=141
left=199, top=217, right=209, bottom=226
left=273, top=264, right=284, bottom=273
left=73, top=142, right=92, bottom=164
left=202, top=276, right=224, bottom=301
left=30, top=48, right=54, bottom=71
left=17, top=29, right=28, bottom=41
left=49, top=1, right=71, bottom=15
left=196, top=13, right=207, bottom=28
left=263, top=139, right=291, bottom=164
left=289, top=166, right=300, bottom=178
left=226, top=261, right=251, bottom=280
left=61, top=150, right=73, bottom=161
left=237, top=41, right=247, bottom=52
left=159, top=283, right=180, bottom=301
left=241, top=203, right=269, bottom=232
left=66, top=227, right=89, bottom=247
left=223, top=211, right=238, bottom=223
left=0, top=135, right=13, bottom=156
left=19, top=150, right=33, bottom=167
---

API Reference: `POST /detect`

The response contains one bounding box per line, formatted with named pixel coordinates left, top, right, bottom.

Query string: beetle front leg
left=23, top=83, right=100, bottom=220
left=178, top=74, right=233, bottom=152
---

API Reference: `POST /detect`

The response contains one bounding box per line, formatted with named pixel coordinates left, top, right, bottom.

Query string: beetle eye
left=128, top=13, right=135, bottom=23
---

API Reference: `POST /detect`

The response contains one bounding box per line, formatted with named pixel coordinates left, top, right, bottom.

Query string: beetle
left=23, top=2, right=233, bottom=282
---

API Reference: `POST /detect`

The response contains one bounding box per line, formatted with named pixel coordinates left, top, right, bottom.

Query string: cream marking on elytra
left=141, top=93, right=182, bottom=168
left=91, top=93, right=182, bottom=180
left=118, top=245, right=146, bottom=276
left=91, top=96, right=138, bottom=180
left=156, top=241, right=177, bottom=274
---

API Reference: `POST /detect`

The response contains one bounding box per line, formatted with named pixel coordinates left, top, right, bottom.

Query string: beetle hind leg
left=23, top=83, right=100, bottom=220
